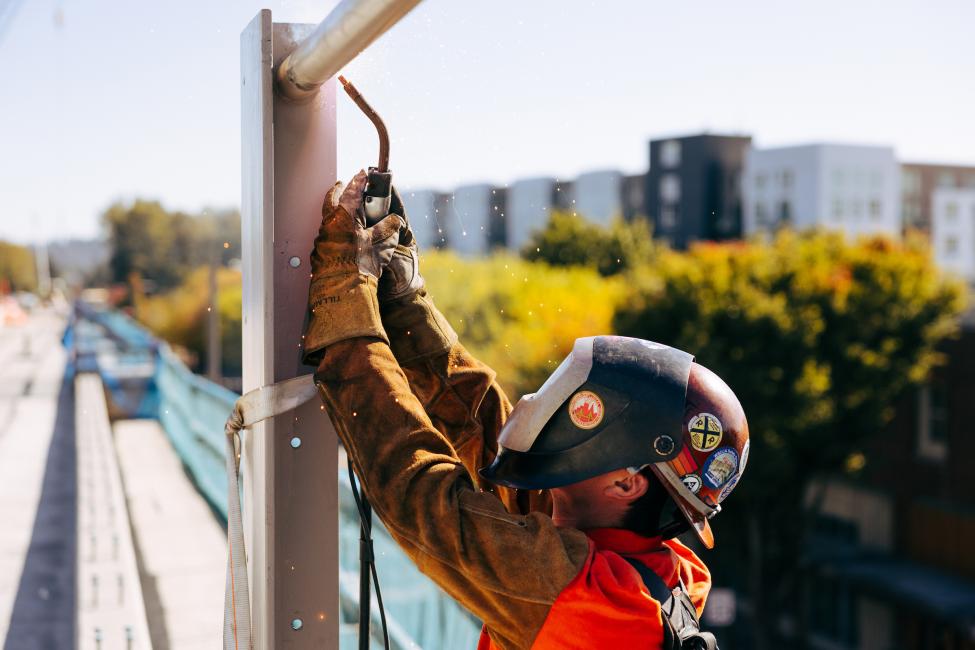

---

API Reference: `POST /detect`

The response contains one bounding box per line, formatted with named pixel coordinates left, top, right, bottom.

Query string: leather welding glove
left=302, top=170, right=403, bottom=367
left=377, top=186, right=458, bottom=364
left=378, top=187, right=425, bottom=302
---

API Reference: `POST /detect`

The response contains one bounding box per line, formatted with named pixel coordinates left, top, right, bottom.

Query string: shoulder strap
left=624, top=556, right=678, bottom=648
left=623, top=557, right=719, bottom=650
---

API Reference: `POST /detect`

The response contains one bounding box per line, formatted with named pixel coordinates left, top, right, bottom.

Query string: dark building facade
left=644, top=134, right=752, bottom=248
left=803, top=313, right=975, bottom=650
left=902, top=163, right=975, bottom=232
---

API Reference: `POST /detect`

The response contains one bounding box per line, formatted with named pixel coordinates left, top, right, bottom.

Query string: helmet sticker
left=718, top=474, right=740, bottom=502
left=739, top=439, right=751, bottom=476
left=702, top=447, right=739, bottom=489
left=568, top=391, right=604, bottom=429
left=681, top=473, right=703, bottom=494
left=688, top=413, right=723, bottom=452
left=669, top=445, right=699, bottom=476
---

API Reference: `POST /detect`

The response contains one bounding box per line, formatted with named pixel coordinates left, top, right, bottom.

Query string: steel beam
left=241, top=10, right=339, bottom=648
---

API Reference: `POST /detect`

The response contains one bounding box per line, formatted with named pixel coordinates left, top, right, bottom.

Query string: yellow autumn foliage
left=422, top=251, right=625, bottom=396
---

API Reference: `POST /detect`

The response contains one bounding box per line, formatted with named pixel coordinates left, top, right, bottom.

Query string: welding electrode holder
left=364, top=167, right=393, bottom=226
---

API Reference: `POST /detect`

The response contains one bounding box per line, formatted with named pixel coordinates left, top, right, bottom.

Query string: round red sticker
left=568, top=391, right=604, bottom=429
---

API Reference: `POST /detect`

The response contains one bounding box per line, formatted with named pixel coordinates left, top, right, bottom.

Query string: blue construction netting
left=74, top=302, right=482, bottom=650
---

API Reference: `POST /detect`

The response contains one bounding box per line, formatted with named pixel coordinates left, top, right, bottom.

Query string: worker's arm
left=301, top=175, right=587, bottom=648
left=379, top=292, right=551, bottom=516
left=315, top=337, right=590, bottom=649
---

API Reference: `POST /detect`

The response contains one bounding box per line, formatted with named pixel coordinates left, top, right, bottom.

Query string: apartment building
left=932, top=188, right=975, bottom=283
left=901, top=163, right=975, bottom=232
left=399, top=189, right=449, bottom=250
left=742, top=144, right=900, bottom=238
left=646, top=134, right=751, bottom=248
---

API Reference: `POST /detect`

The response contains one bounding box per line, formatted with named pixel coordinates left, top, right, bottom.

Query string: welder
left=304, top=170, right=750, bottom=649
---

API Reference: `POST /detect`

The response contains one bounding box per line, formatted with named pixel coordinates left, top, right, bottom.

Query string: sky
left=0, top=0, right=973, bottom=245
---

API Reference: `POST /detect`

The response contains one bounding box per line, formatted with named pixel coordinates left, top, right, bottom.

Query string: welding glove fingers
left=302, top=170, right=403, bottom=366
left=378, top=186, right=425, bottom=303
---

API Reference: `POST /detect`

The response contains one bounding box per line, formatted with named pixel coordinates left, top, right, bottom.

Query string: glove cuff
left=302, top=274, right=389, bottom=367
left=380, top=290, right=458, bottom=364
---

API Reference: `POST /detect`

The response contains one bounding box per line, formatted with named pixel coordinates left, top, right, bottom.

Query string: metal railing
left=74, top=304, right=481, bottom=649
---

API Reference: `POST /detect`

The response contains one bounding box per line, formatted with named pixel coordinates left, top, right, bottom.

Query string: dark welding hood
left=479, top=336, right=693, bottom=489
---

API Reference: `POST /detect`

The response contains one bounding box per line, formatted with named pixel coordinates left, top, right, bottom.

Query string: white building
left=400, top=189, right=446, bottom=251
left=447, top=184, right=495, bottom=255
left=742, top=144, right=900, bottom=238
left=572, top=170, right=623, bottom=226
left=507, top=178, right=557, bottom=251
left=932, top=188, right=975, bottom=282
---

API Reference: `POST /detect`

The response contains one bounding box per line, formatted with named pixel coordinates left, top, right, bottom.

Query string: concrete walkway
left=115, top=419, right=225, bottom=650
left=0, top=310, right=74, bottom=650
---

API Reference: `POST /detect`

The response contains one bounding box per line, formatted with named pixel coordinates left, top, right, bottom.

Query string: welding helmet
left=479, top=336, right=750, bottom=549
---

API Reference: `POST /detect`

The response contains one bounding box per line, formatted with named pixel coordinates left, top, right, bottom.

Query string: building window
left=903, top=200, right=920, bottom=225
left=660, top=174, right=681, bottom=203
left=659, top=205, right=677, bottom=230
left=832, top=198, right=844, bottom=220
left=755, top=174, right=767, bottom=190
left=945, top=237, right=959, bottom=256
left=755, top=203, right=769, bottom=227
left=869, top=199, right=882, bottom=220
left=966, top=174, right=975, bottom=189
left=778, top=200, right=792, bottom=224
left=812, top=514, right=859, bottom=545
left=832, top=169, right=845, bottom=188
left=660, top=140, right=681, bottom=168
left=810, top=575, right=858, bottom=647
left=782, top=169, right=794, bottom=189
left=851, top=199, right=862, bottom=219
left=902, top=170, right=921, bottom=194
left=945, top=202, right=959, bottom=220
left=917, top=382, right=948, bottom=462
left=937, top=171, right=956, bottom=188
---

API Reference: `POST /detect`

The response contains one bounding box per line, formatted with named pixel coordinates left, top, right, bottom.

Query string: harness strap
left=223, top=375, right=320, bottom=650
left=622, top=557, right=719, bottom=650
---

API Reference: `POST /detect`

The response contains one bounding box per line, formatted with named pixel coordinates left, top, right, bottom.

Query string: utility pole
left=206, top=245, right=221, bottom=383
left=34, top=243, right=52, bottom=298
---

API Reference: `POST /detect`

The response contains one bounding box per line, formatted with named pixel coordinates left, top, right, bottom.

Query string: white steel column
left=241, top=10, right=339, bottom=649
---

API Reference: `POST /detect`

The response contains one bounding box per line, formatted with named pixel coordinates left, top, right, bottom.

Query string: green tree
left=613, top=230, right=966, bottom=647
left=102, top=200, right=241, bottom=292
left=135, top=265, right=243, bottom=378
left=522, top=211, right=655, bottom=276
left=0, top=240, right=37, bottom=293
left=423, top=251, right=625, bottom=396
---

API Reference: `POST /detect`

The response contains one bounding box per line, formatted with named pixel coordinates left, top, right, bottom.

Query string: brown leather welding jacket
left=314, top=293, right=711, bottom=649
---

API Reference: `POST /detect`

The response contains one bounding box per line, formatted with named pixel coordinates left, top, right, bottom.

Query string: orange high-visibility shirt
left=477, top=529, right=711, bottom=650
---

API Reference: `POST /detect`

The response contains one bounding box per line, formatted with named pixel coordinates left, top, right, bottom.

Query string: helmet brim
left=649, top=462, right=717, bottom=549
left=672, top=493, right=715, bottom=549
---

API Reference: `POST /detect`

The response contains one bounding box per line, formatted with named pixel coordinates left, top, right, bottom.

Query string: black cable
left=347, top=459, right=390, bottom=650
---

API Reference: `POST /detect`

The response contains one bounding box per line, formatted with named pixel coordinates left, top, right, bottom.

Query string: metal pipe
left=338, top=75, right=389, bottom=172
left=275, top=0, right=423, bottom=102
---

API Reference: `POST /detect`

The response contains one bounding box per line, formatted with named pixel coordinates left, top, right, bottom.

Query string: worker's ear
left=604, top=470, right=650, bottom=503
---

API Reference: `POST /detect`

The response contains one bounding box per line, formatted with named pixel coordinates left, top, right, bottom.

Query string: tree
left=422, top=250, right=625, bottom=396
left=135, top=265, right=243, bottom=378
left=0, top=240, right=37, bottom=293
left=102, top=200, right=241, bottom=293
left=521, top=211, right=656, bottom=276
left=613, top=230, right=966, bottom=647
